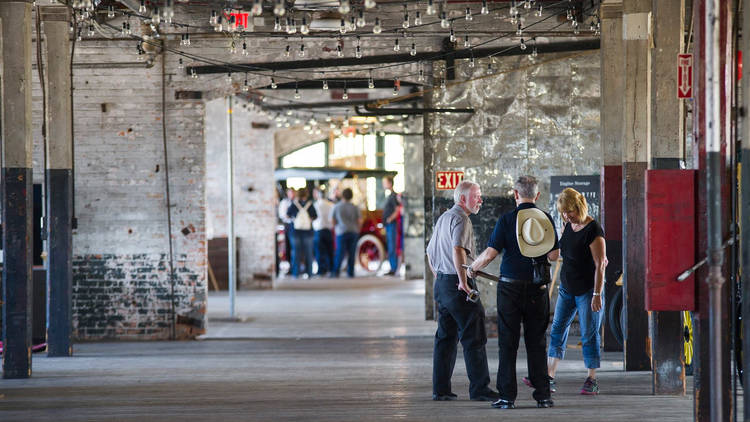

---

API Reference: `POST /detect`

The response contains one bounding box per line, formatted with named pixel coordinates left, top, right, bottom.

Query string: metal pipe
left=227, top=95, right=236, bottom=319
left=705, top=0, right=725, bottom=420
left=740, top=0, right=750, bottom=417
left=354, top=105, right=474, bottom=116
left=187, top=39, right=601, bottom=74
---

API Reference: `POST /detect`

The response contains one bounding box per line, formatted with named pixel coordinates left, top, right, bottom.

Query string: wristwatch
left=592, top=292, right=601, bottom=296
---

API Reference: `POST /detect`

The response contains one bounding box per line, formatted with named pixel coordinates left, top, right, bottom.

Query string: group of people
left=278, top=177, right=402, bottom=279
left=427, top=175, right=607, bottom=409
left=279, top=186, right=362, bottom=278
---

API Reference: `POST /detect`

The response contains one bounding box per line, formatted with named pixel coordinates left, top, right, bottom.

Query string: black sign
left=549, top=175, right=601, bottom=233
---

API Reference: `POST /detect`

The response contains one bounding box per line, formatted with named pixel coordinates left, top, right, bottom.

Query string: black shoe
left=470, top=389, right=500, bottom=401
left=537, top=399, right=554, bottom=408
left=491, top=398, right=515, bottom=409
left=432, top=393, right=458, bottom=401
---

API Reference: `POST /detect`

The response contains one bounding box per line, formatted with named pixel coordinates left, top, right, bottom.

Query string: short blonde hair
left=557, top=187, right=588, bottom=222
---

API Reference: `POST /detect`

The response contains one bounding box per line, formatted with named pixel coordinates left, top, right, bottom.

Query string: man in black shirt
left=468, top=175, right=559, bottom=409
left=381, top=176, right=401, bottom=275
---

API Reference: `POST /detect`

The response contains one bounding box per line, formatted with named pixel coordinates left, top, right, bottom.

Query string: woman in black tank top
left=545, top=188, right=607, bottom=396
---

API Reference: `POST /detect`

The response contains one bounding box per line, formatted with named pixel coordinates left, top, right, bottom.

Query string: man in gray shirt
left=426, top=180, right=499, bottom=402
left=330, top=188, right=361, bottom=277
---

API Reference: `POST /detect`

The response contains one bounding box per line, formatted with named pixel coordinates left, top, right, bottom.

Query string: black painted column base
left=46, top=169, right=73, bottom=357
left=2, top=167, right=33, bottom=378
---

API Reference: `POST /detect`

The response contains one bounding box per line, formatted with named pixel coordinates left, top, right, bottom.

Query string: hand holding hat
left=516, top=208, right=555, bottom=257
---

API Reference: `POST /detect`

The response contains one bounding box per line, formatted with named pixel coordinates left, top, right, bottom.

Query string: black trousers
left=496, top=281, right=551, bottom=401
left=433, top=273, right=491, bottom=398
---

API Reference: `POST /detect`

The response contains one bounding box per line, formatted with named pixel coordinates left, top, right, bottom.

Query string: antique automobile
left=274, top=166, right=400, bottom=275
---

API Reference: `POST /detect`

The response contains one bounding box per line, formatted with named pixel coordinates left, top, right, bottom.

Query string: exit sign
left=436, top=171, right=464, bottom=190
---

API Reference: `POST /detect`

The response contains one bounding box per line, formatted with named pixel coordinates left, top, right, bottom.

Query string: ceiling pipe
left=259, top=78, right=423, bottom=90
left=354, top=105, right=474, bottom=116
left=187, top=39, right=600, bottom=74
left=264, top=96, right=421, bottom=110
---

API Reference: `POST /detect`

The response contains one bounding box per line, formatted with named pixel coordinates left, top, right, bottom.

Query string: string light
left=243, top=76, right=250, bottom=92
left=516, top=22, right=523, bottom=35
left=509, top=1, right=518, bottom=16
left=410, top=41, right=417, bottom=56
left=177, top=57, right=184, bottom=70
left=440, top=11, right=449, bottom=28
left=163, top=0, right=174, bottom=24
left=151, top=7, right=161, bottom=25
left=271, top=74, right=278, bottom=89
left=393, top=38, right=400, bottom=51
left=340, top=18, right=347, bottom=34
left=365, top=0, right=376, bottom=9
left=426, top=0, right=436, bottom=15
left=274, top=0, right=286, bottom=16
left=122, top=22, right=128, bottom=36
left=368, top=72, right=375, bottom=89
left=414, top=10, right=422, bottom=25
left=294, top=83, right=301, bottom=99
left=339, top=0, right=350, bottom=14
left=299, top=41, right=306, bottom=57
left=107, top=5, right=115, bottom=18
left=356, top=10, right=366, bottom=27
left=274, top=17, right=282, bottom=31
left=418, top=68, right=424, bottom=82
left=465, top=7, right=473, bottom=21
left=348, top=15, right=357, bottom=31
left=191, top=68, right=198, bottom=79
left=242, top=40, right=249, bottom=56
left=439, top=77, right=446, bottom=89
left=469, top=56, right=475, bottom=68
left=449, top=26, right=455, bottom=42
left=531, top=46, right=538, bottom=58
left=285, top=44, right=291, bottom=57
left=393, top=79, right=399, bottom=96
left=88, top=24, right=95, bottom=36
left=373, top=17, right=382, bottom=34
left=356, top=36, right=363, bottom=58
left=214, top=16, right=223, bottom=32
left=323, top=79, right=329, bottom=90
left=464, top=34, right=471, bottom=47
left=301, top=16, right=310, bottom=34
left=520, top=38, right=526, bottom=50
left=524, top=0, right=532, bottom=9
left=481, top=0, right=489, bottom=15
left=337, top=44, right=343, bottom=57
left=573, top=20, right=580, bottom=35
left=139, top=0, right=147, bottom=13
left=536, top=4, right=543, bottom=17
left=226, top=72, right=233, bottom=84
left=252, top=0, right=263, bottom=15
left=286, top=17, right=297, bottom=34
left=402, top=4, right=410, bottom=28
left=342, top=87, right=349, bottom=100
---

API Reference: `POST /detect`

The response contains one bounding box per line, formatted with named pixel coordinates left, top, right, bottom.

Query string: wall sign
left=549, top=175, right=601, bottom=234
left=678, top=53, right=693, bottom=99
left=436, top=171, right=464, bottom=190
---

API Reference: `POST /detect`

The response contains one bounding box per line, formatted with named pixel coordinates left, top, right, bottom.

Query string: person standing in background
left=330, top=188, right=361, bottom=278
left=381, top=176, right=401, bottom=276
left=277, top=188, right=295, bottom=274
left=287, top=188, right=317, bottom=279
left=313, top=188, right=335, bottom=277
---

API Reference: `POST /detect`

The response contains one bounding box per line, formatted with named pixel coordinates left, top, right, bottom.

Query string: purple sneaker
left=580, top=377, right=599, bottom=395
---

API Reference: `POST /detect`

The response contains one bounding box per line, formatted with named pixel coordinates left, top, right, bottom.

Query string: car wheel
left=356, top=234, right=384, bottom=274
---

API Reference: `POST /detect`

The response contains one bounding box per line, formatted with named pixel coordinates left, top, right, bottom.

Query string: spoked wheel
left=608, top=286, right=624, bottom=347
left=356, top=234, right=384, bottom=274
left=683, top=311, right=694, bottom=376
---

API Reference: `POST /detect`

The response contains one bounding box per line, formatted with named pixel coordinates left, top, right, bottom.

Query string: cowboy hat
left=516, top=208, right=555, bottom=257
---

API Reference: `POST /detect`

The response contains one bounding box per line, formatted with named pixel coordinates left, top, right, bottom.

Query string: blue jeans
left=291, top=230, right=314, bottom=278
left=314, top=229, right=333, bottom=275
left=548, top=285, right=604, bottom=369
left=333, top=232, right=358, bottom=277
left=385, top=222, right=399, bottom=272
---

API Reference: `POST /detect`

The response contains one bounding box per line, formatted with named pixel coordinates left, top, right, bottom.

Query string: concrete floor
left=0, top=277, right=704, bottom=421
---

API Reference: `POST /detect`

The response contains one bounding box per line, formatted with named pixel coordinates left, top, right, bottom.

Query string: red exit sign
left=436, top=171, right=464, bottom=190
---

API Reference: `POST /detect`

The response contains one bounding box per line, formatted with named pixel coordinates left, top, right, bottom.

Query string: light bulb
left=226, top=73, right=233, bottom=84
left=449, top=27, right=455, bottom=42
left=243, top=78, right=250, bottom=92
left=414, top=10, right=422, bottom=25
left=487, top=62, right=493, bottom=72
left=215, top=16, right=223, bottom=31
left=373, top=17, right=382, bottom=34
left=464, top=34, right=471, bottom=47
left=439, top=78, right=446, bottom=89
left=566, top=9, right=573, bottom=20
left=122, top=22, right=128, bottom=36
left=323, top=80, right=329, bottom=90
left=531, top=46, right=538, bottom=58
left=88, top=24, right=94, bottom=36
left=210, top=10, right=217, bottom=25
left=524, top=0, right=532, bottom=9
left=349, top=15, right=357, bottom=31
left=274, top=0, right=286, bottom=16
left=337, top=44, right=343, bottom=57
left=465, top=7, right=473, bottom=21
left=285, top=45, right=291, bottom=57
left=426, top=0, right=435, bottom=15
left=339, top=0, right=350, bottom=14
left=440, top=12, right=449, bottom=28
left=287, top=18, right=297, bottom=34
left=509, top=1, right=517, bottom=16
left=393, top=81, right=399, bottom=95
left=252, top=0, right=263, bottom=16
left=368, top=76, right=374, bottom=89
left=274, top=17, right=282, bottom=31
left=191, top=69, right=198, bottom=79
left=340, top=18, right=347, bottom=34
left=520, top=38, right=526, bottom=50
left=294, top=87, right=301, bottom=99
left=418, top=68, right=424, bottom=81
left=481, top=0, right=488, bottom=14
left=365, top=0, right=376, bottom=9
left=516, top=22, right=522, bottom=35
left=230, top=41, right=237, bottom=54
left=356, top=45, right=362, bottom=58
left=126, top=22, right=131, bottom=35
left=178, top=57, right=184, bottom=69
left=410, top=42, right=417, bottom=56
left=139, top=0, right=147, bottom=13
left=271, top=78, right=277, bottom=89
left=469, top=57, right=475, bottom=67
left=403, top=12, right=410, bottom=28
left=107, top=5, right=115, bottom=18
left=393, top=38, right=400, bottom=51
left=243, top=41, right=249, bottom=55
left=300, top=17, right=310, bottom=34
left=356, top=10, right=366, bottom=27
left=299, top=43, right=305, bottom=57
left=342, top=88, right=348, bottom=100
left=152, top=7, right=161, bottom=25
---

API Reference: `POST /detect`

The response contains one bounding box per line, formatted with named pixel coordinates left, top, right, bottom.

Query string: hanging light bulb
left=464, top=34, right=471, bottom=47
left=342, top=87, right=349, bottom=100
left=274, top=0, right=286, bottom=16
left=139, top=0, right=147, bottom=13
left=509, top=1, right=517, bottom=16
left=524, top=0, right=532, bottom=9
left=356, top=10, right=366, bottom=27
left=393, top=81, right=399, bottom=96
left=122, top=22, right=128, bottom=36
left=243, top=78, right=251, bottom=92
left=465, top=7, right=473, bottom=21
left=566, top=8, right=573, bottom=20
left=151, top=7, right=161, bottom=25
left=88, top=24, right=95, bottom=36
left=449, top=26, right=455, bottom=42
left=418, top=68, right=425, bottom=82
left=178, top=57, right=184, bottom=69
left=274, top=16, right=282, bottom=31
left=393, top=38, right=400, bottom=51
left=519, top=38, right=526, bottom=50
left=242, top=40, right=249, bottom=55
left=294, top=86, right=301, bottom=99
left=339, top=18, right=347, bottom=34
left=285, top=44, right=291, bottom=57
left=373, top=17, right=382, bottom=34
left=516, top=22, right=522, bottom=36
left=536, top=4, right=543, bottom=16
left=226, top=72, right=233, bottom=84
left=126, top=22, right=132, bottom=35
left=163, top=0, right=174, bottom=24
left=487, top=60, right=493, bottom=72
left=271, top=76, right=278, bottom=89
left=356, top=45, right=362, bottom=58
left=469, top=56, right=475, bottom=68
left=300, top=16, right=310, bottom=35
left=440, top=11, right=449, bottom=28
left=191, top=68, right=198, bottom=79
left=480, top=0, right=488, bottom=14
left=107, top=5, right=115, bottom=18
left=368, top=73, right=375, bottom=89
left=414, top=10, right=422, bottom=25
left=299, top=41, right=306, bottom=57
left=349, top=15, right=357, bottom=31
left=410, top=42, right=417, bottom=56
left=286, top=18, right=297, bottom=34
left=365, top=0, right=376, bottom=9
left=531, top=46, right=538, bottom=58
left=337, top=44, right=343, bottom=57
left=210, top=10, right=218, bottom=25
left=339, top=0, right=351, bottom=15
left=403, top=11, right=410, bottom=28
left=229, top=40, right=237, bottom=54
left=426, top=0, right=435, bottom=15
left=572, top=20, right=579, bottom=34
left=439, top=78, right=446, bottom=89
left=251, top=0, right=263, bottom=15
left=323, top=79, right=329, bottom=90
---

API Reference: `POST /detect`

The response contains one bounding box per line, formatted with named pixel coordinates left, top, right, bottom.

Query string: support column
left=647, top=0, right=685, bottom=395
left=621, top=0, right=651, bottom=372
left=692, top=0, right=732, bottom=419
left=423, top=67, right=436, bottom=320
left=0, top=0, right=34, bottom=379
left=599, top=0, right=624, bottom=353
left=41, top=6, right=73, bottom=358
left=740, top=0, right=750, bottom=418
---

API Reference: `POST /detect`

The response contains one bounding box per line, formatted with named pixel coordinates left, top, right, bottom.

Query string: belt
left=499, top=276, right=532, bottom=284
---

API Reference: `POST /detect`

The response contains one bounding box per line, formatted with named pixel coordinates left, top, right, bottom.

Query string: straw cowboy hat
left=516, top=208, right=555, bottom=258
